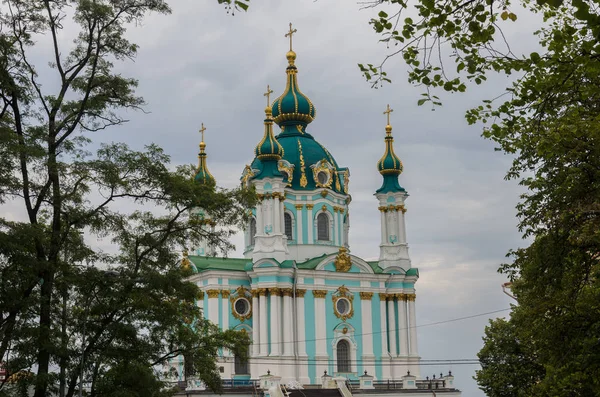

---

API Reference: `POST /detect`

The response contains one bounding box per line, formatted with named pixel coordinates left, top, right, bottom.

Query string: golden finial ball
left=286, top=50, right=297, bottom=63
left=265, top=106, right=273, bottom=115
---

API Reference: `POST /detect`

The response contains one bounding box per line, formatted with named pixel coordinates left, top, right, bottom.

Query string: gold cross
left=199, top=123, right=207, bottom=142
left=264, top=84, right=274, bottom=107
left=383, top=104, right=394, bottom=125
left=285, top=22, right=297, bottom=51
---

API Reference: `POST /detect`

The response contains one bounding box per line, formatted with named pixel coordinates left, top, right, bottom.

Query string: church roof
left=189, top=256, right=250, bottom=272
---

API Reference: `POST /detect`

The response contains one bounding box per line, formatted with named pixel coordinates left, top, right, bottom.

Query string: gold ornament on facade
left=343, top=169, right=350, bottom=194
left=221, top=290, right=231, bottom=298
left=277, top=160, right=294, bottom=186
left=312, top=289, right=328, bottom=298
left=335, top=172, right=341, bottom=192
left=251, top=289, right=260, bottom=298
left=295, top=204, right=304, bottom=210
left=406, top=293, right=416, bottom=301
left=297, top=139, right=308, bottom=188
left=270, top=287, right=282, bottom=296
left=342, top=327, right=348, bottom=334
left=334, top=247, right=352, bottom=272
left=359, top=292, right=373, bottom=300
left=320, top=190, right=328, bottom=198
left=197, top=290, right=205, bottom=300
left=207, top=289, right=220, bottom=298
left=181, top=249, right=191, bottom=269
left=395, top=293, right=406, bottom=301
left=379, top=293, right=389, bottom=300
left=281, top=288, right=293, bottom=297
left=296, top=289, right=307, bottom=297
left=306, top=204, right=314, bottom=210
left=332, top=285, right=354, bottom=321
left=321, top=204, right=327, bottom=212
left=312, top=159, right=334, bottom=189
left=257, top=288, right=268, bottom=297
left=241, top=164, right=255, bottom=187
left=230, top=287, right=253, bottom=322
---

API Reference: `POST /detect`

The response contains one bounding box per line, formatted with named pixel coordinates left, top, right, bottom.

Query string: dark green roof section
left=405, top=267, right=419, bottom=277
left=366, top=261, right=384, bottom=274
left=296, top=254, right=328, bottom=270
left=189, top=256, right=250, bottom=272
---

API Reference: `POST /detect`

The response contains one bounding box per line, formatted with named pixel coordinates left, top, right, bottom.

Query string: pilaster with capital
left=270, top=288, right=282, bottom=356
left=281, top=288, right=293, bottom=356
left=387, top=295, right=397, bottom=357
left=206, top=289, right=219, bottom=326
left=397, top=293, right=409, bottom=356
left=360, top=292, right=374, bottom=359
left=258, top=288, right=268, bottom=356
left=251, top=289, right=260, bottom=357
left=407, top=294, right=418, bottom=356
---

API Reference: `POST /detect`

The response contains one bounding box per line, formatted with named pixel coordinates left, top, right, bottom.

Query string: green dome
left=250, top=127, right=347, bottom=194
left=376, top=125, right=405, bottom=194
left=254, top=108, right=284, bottom=161
left=271, top=51, right=316, bottom=126
left=194, top=141, right=216, bottom=185
left=377, top=125, right=403, bottom=175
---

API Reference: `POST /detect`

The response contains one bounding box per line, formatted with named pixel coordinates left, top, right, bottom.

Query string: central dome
left=270, top=50, right=316, bottom=126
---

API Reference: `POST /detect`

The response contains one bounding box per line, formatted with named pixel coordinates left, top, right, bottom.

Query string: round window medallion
left=336, top=298, right=350, bottom=315
left=317, top=171, right=329, bottom=185
left=234, top=298, right=250, bottom=316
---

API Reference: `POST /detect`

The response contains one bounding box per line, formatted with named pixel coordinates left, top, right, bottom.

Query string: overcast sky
left=6, top=0, right=544, bottom=395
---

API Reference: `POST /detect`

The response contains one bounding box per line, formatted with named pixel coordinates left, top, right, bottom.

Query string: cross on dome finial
left=285, top=22, right=297, bottom=51
left=264, top=85, right=274, bottom=107
left=199, top=123, right=207, bottom=143
left=383, top=104, right=394, bottom=126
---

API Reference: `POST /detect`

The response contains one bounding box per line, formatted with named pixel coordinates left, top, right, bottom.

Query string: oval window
left=317, top=171, right=329, bottom=185
left=336, top=298, right=350, bottom=315
left=234, top=298, right=250, bottom=316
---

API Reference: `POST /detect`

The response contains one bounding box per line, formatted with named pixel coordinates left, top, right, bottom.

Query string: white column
left=296, top=290, right=309, bottom=384
left=207, top=290, right=219, bottom=325
left=333, top=210, right=338, bottom=246
left=387, top=296, right=397, bottom=357
left=379, top=294, right=390, bottom=380
left=361, top=294, right=374, bottom=357
left=256, top=202, right=264, bottom=234
left=282, top=290, right=293, bottom=356
left=313, top=290, right=328, bottom=378
left=399, top=210, right=406, bottom=243
left=307, top=206, right=314, bottom=242
left=221, top=289, right=231, bottom=358
left=273, top=197, right=281, bottom=233
left=398, top=295, right=409, bottom=356
left=380, top=210, right=386, bottom=244
left=259, top=290, right=268, bottom=356
left=296, top=206, right=304, bottom=244
left=408, top=295, right=419, bottom=356
left=252, top=291, right=260, bottom=357
left=270, top=289, right=281, bottom=356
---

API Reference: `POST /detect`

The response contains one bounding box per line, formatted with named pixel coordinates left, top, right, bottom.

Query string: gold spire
left=383, top=104, right=394, bottom=128
left=264, top=84, right=274, bottom=112
left=285, top=22, right=297, bottom=65
left=199, top=122, right=207, bottom=151
left=285, top=22, right=297, bottom=51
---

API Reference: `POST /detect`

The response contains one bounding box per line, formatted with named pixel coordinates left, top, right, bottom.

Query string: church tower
left=191, top=123, right=216, bottom=257
left=375, top=106, right=411, bottom=270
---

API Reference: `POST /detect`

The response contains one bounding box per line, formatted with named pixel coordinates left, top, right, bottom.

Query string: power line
left=243, top=307, right=510, bottom=347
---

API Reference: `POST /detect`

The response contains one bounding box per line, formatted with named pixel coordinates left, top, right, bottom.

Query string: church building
left=174, top=25, right=460, bottom=395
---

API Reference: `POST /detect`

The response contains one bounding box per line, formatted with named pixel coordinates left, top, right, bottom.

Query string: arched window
left=317, top=212, right=329, bottom=241
left=337, top=339, right=350, bottom=373
left=234, top=354, right=249, bottom=374
left=249, top=218, right=257, bottom=246
left=284, top=213, right=293, bottom=240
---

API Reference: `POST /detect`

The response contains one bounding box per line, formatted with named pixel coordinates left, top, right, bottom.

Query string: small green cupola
left=194, top=123, right=216, bottom=186
left=252, top=92, right=285, bottom=180
left=376, top=105, right=405, bottom=193
left=271, top=24, right=316, bottom=127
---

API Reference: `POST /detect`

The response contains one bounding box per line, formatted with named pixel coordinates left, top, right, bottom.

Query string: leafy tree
left=0, top=1, right=253, bottom=397
left=361, top=0, right=600, bottom=395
